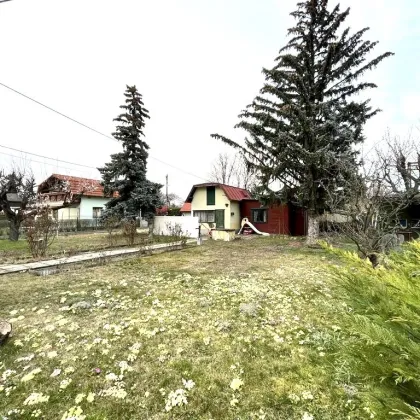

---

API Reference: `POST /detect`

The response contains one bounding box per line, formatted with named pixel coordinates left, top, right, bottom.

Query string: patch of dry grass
left=0, top=237, right=373, bottom=419
left=0, top=230, right=180, bottom=265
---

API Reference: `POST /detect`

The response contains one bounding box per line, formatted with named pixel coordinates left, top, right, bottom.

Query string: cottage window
left=92, top=207, right=102, bottom=219
left=252, top=208, right=268, bottom=223
left=193, top=210, right=215, bottom=223
left=206, top=186, right=216, bottom=205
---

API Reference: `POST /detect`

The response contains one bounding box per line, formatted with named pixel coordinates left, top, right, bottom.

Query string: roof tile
left=180, top=202, right=191, bottom=212
left=41, top=174, right=106, bottom=197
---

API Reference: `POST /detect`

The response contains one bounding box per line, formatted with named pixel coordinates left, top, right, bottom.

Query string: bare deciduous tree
left=326, top=132, right=420, bottom=266
left=167, top=193, right=183, bottom=207
left=209, top=152, right=257, bottom=191
left=376, top=130, right=420, bottom=197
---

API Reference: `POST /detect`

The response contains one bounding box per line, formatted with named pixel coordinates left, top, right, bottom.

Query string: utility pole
left=165, top=174, right=169, bottom=213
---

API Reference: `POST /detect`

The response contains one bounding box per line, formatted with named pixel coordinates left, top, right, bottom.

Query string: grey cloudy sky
left=0, top=0, right=418, bottom=200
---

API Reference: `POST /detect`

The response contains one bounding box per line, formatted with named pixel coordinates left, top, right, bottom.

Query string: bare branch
left=209, top=152, right=258, bottom=191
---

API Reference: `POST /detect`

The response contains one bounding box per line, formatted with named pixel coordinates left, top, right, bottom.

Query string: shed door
left=215, top=210, right=225, bottom=229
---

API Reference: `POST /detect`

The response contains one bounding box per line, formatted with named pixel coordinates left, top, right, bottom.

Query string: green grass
left=0, top=237, right=379, bottom=419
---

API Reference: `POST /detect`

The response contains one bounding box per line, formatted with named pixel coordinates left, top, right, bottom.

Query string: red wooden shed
left=240, top=199, right=307, bottom=236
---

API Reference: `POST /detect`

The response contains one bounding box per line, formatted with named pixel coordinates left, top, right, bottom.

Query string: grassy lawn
left=0, top=231, right=176, bottom=265
left=0, top=237, right=376, bottom=419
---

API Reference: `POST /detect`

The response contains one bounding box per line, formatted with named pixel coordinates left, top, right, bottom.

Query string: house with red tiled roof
left=183, top=183, right=252, bottom=233
left=37, top=174, right=113, bottom=220
left=180, top=202, right=191, bottom=214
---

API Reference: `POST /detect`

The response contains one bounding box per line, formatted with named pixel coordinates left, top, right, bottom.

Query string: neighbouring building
left=394, top=198, right=420, bottom=240
left=38, top=174, right=112, bottom=221
left=156, top=205, right=169, bottom=216
left=182, top=183, right=308, bottom=236
left=180, top=202, right=191, bottom=215
left=184, top=183, right=252, bottom=234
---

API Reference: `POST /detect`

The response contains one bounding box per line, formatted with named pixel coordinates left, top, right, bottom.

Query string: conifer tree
left=212, top=0, right=393, bottom=241
left=99, top=85, right=163, bottom=220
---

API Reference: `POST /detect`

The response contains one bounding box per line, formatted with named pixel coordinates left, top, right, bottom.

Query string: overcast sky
left=0, top=0, right=418, bottom=200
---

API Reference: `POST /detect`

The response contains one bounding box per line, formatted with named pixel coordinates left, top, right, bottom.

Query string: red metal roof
left=185, top=183, right=253, bottom=203
left=220, top=184, right=252, bottom=201
left=180, top=202, right=191, bottom=212
left=39, top=174, right=107, bottom=197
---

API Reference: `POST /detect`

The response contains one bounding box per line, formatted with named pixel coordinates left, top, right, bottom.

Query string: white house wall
left=56, top=207, right=79, bottom=220
left=79, top=197, right=111, bottom=219
left=229, top=201, right=241, bottom=230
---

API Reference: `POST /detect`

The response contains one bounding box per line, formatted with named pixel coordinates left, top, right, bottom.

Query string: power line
left=0, top=151, right=95, bottom=174
left=0, top=81, right=210, bottom=182
left=0, top=82, right=115, bottom=141
left=0, top=144, right=97, bottom=169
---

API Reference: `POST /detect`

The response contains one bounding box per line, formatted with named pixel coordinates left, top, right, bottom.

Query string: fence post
left=196, top=225, right=202, bottom=245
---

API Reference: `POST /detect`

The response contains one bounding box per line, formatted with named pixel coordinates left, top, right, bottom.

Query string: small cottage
left=182, top=183, right=308, bottom=236
left=183, top=183, right=252, bottom=234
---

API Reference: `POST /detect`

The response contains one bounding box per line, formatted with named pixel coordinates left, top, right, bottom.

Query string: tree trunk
left=9, top=218, right=20, bottom=241
left=305, top=211, right=320, bottom=246
left=148, top=216, right=154, bottom=239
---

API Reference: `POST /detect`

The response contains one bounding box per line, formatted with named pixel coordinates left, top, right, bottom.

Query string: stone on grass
left=199, top=298, right=211, bottom=308
left=216, top=320, right=232, bottom=332
left=0, top=320, right=12, bottom=345
left=239, top=302, right=259, bottom=317
left=71, top=301, right=92, bottom=310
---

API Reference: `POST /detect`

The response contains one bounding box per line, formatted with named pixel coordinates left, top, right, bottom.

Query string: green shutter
left=215, top=209, right=225, bottom=229
left=207, top=187, right=215, bottom=205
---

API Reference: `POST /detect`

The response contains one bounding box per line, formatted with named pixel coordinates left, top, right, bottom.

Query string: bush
left=324, top=240, right=420, bottom=418
left=168, top=207, right=181, bottom=216
left=122, top=218, right=137, bottom=246
left=165, top=222, right=188, bottom=246
left=103, top=215, right=121, bottom=246
left=24, top=208, right=58, bottom=258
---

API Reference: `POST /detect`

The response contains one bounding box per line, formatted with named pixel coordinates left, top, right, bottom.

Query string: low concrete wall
left=211, top=229, right=236, bottom=241
left=153, top=216, right=199, bottom=238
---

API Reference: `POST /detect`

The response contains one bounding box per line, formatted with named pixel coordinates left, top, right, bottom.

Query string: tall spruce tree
left=212, top=0, right=393, bottom=241
left=99, top=85, right=163, bottom=220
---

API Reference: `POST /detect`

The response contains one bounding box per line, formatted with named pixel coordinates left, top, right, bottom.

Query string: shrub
left=165, top=222, right=188, bottom=246
left=122, top=218, right=137, bottom=246
left=103, top=215, right=121, bottom=247
left=24, top=208, right=58, bottom=258
left=324, top=240, right=420, bottom=418
left=168, top=207, right=181, bottom=216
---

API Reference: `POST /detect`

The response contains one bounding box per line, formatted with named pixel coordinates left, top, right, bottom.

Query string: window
left=206, top=186, right=216, bottom=205
left=252, top=208, right=268, bottom=223
left=92, top=207, right=102, bottom=219
left=193, top=210, right=215, bottom=223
